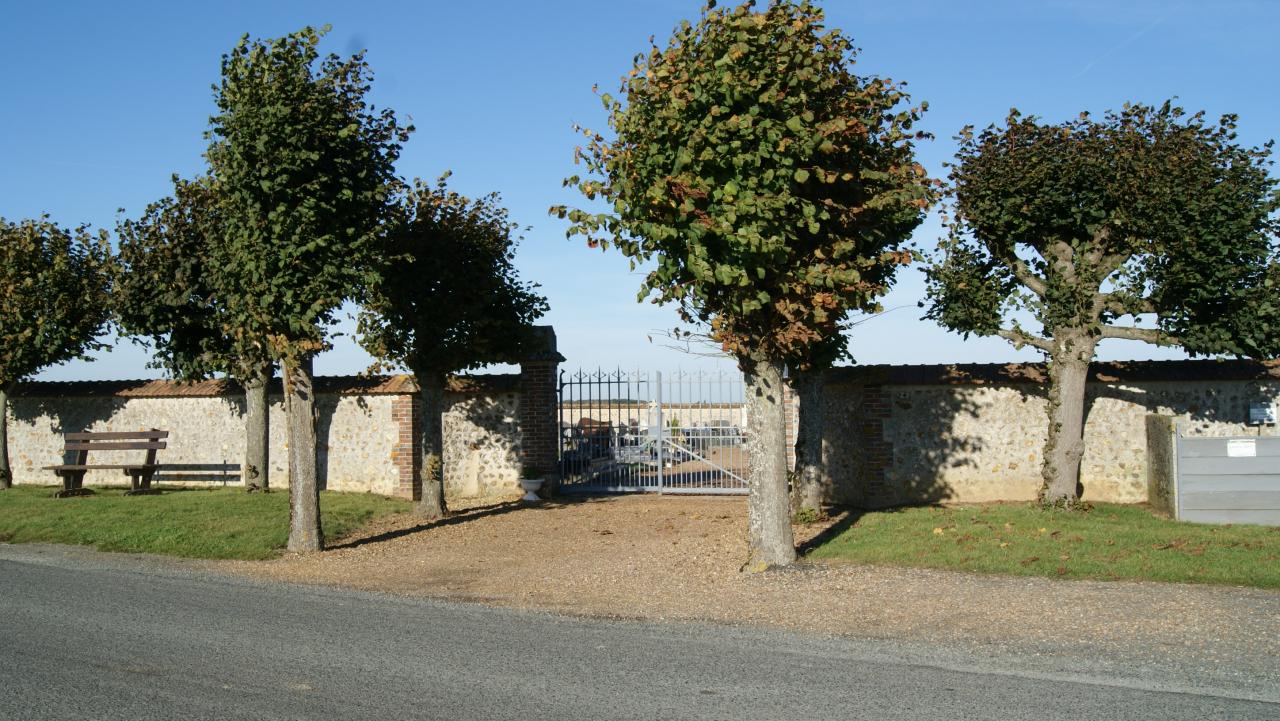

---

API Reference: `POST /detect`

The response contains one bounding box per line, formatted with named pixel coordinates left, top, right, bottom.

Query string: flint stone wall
left=819, top=360, right=1280, bottom=508
left=7, top=374, right=524, bottom=503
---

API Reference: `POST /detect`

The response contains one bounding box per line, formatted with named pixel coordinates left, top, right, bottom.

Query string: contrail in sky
left=1072, top=16, right=1165, bottom=79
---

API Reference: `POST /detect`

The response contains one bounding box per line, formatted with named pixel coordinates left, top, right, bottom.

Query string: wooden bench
left=43, top=430, right=169, bottom=498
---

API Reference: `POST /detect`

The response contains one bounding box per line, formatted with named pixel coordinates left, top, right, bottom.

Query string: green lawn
left=0, top=485, right=411, bottom=560
left=806, top=503, right=1280, bottom=588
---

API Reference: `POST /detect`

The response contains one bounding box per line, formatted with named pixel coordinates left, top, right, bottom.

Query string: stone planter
left=519, top=477, right=544, bottom=502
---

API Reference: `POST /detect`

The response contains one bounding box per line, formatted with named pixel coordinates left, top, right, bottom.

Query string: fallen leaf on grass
left=932, top=527, right=945, bottom=535
left=1020, top=556, right=1040, bottom=566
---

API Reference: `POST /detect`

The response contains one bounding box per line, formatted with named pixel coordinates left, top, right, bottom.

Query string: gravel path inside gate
left=223, top=495, right=1280, bottom=690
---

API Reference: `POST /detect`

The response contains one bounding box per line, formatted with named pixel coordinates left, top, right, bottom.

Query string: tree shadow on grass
left=327, top=493, right=615, bottom=551
left=795, top=506, right=869, bottom=557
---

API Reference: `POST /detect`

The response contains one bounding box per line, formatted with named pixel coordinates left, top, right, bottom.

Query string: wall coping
left=825, top=358, right=1280, bottom=387
left=13, top=373, right=521, bottom=399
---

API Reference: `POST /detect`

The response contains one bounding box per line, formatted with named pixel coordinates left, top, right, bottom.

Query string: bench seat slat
left=64, top=441, right=167, bottom=451
left=63, top=431, right=169, bottom=441
left=44, top=464, right=158, bottom=471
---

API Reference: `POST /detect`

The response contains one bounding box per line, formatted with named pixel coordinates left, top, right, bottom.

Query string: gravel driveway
left=224, top=494, right=1280, bottom=698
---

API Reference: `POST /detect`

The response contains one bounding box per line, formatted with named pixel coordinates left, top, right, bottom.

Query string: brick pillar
left=783, top=381, right=799, bottom=473
left=519, top=326, right=564, bottom=495
left=391, top=392, right=422, bottom=500
left=860, top=384, right=894, bottom=508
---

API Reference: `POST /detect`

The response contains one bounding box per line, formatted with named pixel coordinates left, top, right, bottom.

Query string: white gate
left=558, top=369, right=748, bottom=494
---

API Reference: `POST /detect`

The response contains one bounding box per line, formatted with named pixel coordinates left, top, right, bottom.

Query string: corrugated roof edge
left=825, top=359, right=1280, bottom=387
left=12, top=373, right=521, bottom=398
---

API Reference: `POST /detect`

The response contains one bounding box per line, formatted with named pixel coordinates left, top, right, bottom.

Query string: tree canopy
left=359, top=174, right=549, bottom=379
left=554, top=0, right=933, bottom=566
left=114, top=175, right=266, bottom=380
left=923, top=102, right=1280, bottom=506
left=0, top=217, right=113, bottom=388
left=205, top=25, right=411, bottom=368
left=556, top=0, right=931, bottom=370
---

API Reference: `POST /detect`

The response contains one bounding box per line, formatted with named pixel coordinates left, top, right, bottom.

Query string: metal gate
left=558, top=369, right=748, bottom=494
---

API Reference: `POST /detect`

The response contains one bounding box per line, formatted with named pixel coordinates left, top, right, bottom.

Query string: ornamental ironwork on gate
left=558, top=368, right=748, bottom=494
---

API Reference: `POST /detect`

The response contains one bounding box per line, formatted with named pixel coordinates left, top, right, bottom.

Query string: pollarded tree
left=0, top=217, right=113, bottom=489
left=924, top=103, right=1280, bottom=509
left=114, top=175, right=274, bottom=491
left=554, top=0, right=933, bottom=568
left=359, top=175, right=548, bottom=520
left=205, top=27, right=411, bottom=551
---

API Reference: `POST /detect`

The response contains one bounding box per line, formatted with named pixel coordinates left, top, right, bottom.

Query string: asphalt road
left=1, top=544, right=1276, bottom=721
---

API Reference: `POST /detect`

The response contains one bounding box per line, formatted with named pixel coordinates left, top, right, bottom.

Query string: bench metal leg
left=124, top=471, right=160, bottom=496
left=53, top=472, right=93, bottom=499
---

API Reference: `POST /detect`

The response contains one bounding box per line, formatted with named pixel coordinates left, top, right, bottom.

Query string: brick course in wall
left=391, top=393, right=422, bottom=500
left=857, top=384, right=895, bottom=508
left=783, top=382, right=798, bottom=473
left=519, top=362, right=559, bottom=474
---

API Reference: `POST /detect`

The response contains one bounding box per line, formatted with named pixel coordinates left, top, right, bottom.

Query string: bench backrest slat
left=64, top=441, right=167, bottom=451
left=64, top=430, right=169, bottom=441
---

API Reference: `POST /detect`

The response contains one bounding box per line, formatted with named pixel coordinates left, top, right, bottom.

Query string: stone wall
left=816, top=360, right=1280, bottom=508
left=7, top=373, right=533, bottom=504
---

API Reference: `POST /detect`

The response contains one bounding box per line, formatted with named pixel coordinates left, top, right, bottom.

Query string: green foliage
left=792, top=506, right=821, bottom=524
left=806, top=503, right=1280, bottom=589
left=923, top=102, right=1280, bottom=355
left=358, top=175, right=548, bottom=378
left=919, top=239, right=1013, bottom=340
left=115, top=176, right=269, bottom=381
left=553, top=0, right=933, bottom=368
left=205, top=26, right=411, bottom=365
left=0, top=485, right=409, bottom=560
left=0, top=216, right=113, bottom=387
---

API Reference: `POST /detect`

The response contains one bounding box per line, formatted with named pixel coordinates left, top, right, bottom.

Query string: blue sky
left=2, top=0, right=1277, bottom=380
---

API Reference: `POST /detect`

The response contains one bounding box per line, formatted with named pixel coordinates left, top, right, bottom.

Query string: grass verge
left=805, top=502, right=1280, bottom=588
left=0, top=485, right=411, bottom=560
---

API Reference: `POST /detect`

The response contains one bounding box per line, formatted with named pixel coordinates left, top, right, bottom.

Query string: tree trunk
left=243, top=363, right=271, bottom=492
left=790, top=370, right=826, bottom=514
left=0, top=385, right=11, bottom=490
left=284, top=356, right=323, bottom=552
left=743, top=358, right=797, bottom=570
left=1040, top=332, right=1098, bottom=510
left=416, top=371, right=449, bottom=520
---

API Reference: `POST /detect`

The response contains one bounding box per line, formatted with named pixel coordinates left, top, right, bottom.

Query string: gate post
left=655, top=371, right=664, bottom=493
left=520, top=326, right=564, bottom=496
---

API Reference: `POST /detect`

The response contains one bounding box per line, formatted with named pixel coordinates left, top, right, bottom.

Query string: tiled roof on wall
left=13, top=373, right=520, bottom=398
left=825, top=359, right=1280, bottom=387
